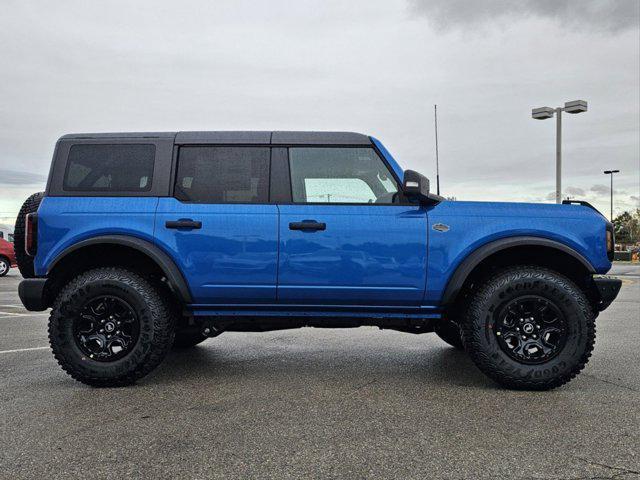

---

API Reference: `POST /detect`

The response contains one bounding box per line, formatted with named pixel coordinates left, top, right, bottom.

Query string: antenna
left=434, top=104, right=440, bottom=195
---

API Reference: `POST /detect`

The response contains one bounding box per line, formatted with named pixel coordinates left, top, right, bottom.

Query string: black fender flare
left=440, top=236, right=595, bottom=306
left=47, top=235, right=192, bottom=303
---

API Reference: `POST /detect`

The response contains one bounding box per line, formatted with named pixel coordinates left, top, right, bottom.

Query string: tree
left=613, top=209, right=640, bottom=245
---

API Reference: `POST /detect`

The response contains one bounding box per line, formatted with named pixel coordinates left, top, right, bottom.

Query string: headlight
left=606, top=226, right=614, bottom=261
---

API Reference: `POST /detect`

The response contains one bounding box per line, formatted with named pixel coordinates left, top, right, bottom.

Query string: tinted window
left=175, top=147, right=270, bottom=203
left=63, top=144, right=155, bottom=192
left=289, top=148, right=398, bottom=204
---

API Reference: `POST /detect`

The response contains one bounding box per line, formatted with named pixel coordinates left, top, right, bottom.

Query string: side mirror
left=403, top=170, right=430, bottom=202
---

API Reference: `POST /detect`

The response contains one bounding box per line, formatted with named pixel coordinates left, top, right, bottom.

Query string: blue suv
left=15, top=131, right=621, bottom=389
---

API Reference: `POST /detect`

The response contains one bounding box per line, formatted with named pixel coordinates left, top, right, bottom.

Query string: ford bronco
left=15, top=131, right=621, bottom=389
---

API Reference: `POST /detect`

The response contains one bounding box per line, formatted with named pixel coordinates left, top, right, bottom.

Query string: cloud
left=565, top=186, right=585, bottom=196
left=0, top=169, right=47, bottom=187
left=590, top=184, right=628, bottom=195
left=0, top=1, right=636, bottom=221
left=544, top=187, right=584, bottom=200
left=409, top=0, right=640, bottom=33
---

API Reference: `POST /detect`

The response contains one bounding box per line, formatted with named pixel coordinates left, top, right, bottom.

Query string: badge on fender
left=432, top=223, right=450, bottom=232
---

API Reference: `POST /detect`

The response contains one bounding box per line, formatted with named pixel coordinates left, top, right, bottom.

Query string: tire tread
left=461, top=265, right=595, bottom=390
left=48, top=267, right=175, bottom=387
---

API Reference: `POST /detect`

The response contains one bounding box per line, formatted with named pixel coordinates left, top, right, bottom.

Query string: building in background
left=0, top=225, right=14, bottom=242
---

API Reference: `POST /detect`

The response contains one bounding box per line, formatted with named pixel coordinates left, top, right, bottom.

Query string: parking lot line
left=0, top=346, right=49, bottom=354
left=0, top=313, right=49, bottom=319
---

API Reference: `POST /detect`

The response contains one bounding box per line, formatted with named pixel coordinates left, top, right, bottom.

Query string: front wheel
left=0, top=256, right=9, bottom=277
left=48, top=268, right=176, bottom=387
left=461, top=266, right=595, bottom=390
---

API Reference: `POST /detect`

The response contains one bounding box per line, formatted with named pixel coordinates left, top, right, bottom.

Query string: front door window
left=289, top=147, right=399, bottom=204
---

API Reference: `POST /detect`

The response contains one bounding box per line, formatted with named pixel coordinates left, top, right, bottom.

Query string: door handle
left=165, top=219, right=202, bottom=229
left=289, top=220, right=326, bottom=231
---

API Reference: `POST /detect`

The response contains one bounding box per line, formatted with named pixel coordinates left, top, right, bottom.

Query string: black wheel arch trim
left=47, top=235, right=193, bottom=303
left=441, top=236, right=596, bottom=306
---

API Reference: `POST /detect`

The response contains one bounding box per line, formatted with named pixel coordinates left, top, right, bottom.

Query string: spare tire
left=14, top=192, right=44, bottom=278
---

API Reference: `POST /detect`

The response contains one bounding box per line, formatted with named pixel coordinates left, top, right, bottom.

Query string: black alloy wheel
left=73, top=296, right=140, bottom=361
left=494, top=295, right=568, bottom=364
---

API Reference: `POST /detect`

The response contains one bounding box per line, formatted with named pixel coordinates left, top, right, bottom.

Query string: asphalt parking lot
left=1, top=266, right=638, bottom=479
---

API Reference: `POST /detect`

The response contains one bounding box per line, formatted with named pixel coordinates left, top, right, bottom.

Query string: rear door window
left=175, top=147, right=270, bottom=203
left=63, top=144, right=155, bottom=192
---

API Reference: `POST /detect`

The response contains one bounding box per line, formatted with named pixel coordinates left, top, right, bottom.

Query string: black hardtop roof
left=59, top=131, right=372, bottom=145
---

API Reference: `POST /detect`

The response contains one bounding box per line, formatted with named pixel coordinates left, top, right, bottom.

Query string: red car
left=0, top=237, right=17, bottom=277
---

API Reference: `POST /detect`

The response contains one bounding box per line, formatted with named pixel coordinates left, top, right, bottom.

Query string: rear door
left=277, top=146, right=428, bottom=306
left=154, top=145, right=279, bottom=305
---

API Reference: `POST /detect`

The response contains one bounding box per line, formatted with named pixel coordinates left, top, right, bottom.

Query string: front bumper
left=18, top=278, right=48, bottom=311
left=592, top=275, right=622, bottom=311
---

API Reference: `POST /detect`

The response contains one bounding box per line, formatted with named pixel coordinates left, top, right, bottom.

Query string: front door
left=154, top=146, right=278, bottom=304
left=277, top=147, right=428, bottom=306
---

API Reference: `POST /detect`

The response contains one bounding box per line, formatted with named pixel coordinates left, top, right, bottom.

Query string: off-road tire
left=14, top=191, right=44, bottom=278
left=0, top=256, right=9, bottom=277
left=434, top=320, right=464, bottom=350
left=461, top=266, right=595, bottom=391
left=48, top=267, right=176, bottom=387
left=173, top=328, right=207, bottom=349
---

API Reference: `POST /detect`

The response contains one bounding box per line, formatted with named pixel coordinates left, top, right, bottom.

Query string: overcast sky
left=1, top=0, right=638, bottom=231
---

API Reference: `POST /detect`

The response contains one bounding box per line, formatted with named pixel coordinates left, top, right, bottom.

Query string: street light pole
left=434, top=104, right=440, bottom=196
left=555, top=107, right=562, bottom=204
left=603, top=169, right=620, bottom=220
left=532, top=100, right=587, bottom=204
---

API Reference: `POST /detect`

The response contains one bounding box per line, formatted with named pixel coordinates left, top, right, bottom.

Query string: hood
left=431, top=200, right=606, bottom=221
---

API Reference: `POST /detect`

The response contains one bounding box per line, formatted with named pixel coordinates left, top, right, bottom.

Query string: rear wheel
left=14, top=192, right=44, bottom=278
left=461, top=266, right=595, bottom=390
left=48, top=267, right=176, bottom=387
left=0, top=256, right=9, bottom=277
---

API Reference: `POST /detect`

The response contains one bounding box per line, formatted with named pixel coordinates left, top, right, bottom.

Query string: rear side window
left=175, top=147, right=270, bottom=203
left=63, top=144, right=155, bottom=192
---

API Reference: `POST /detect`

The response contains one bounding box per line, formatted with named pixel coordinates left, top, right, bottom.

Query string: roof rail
left=561, top=199, right=603, bottom=216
